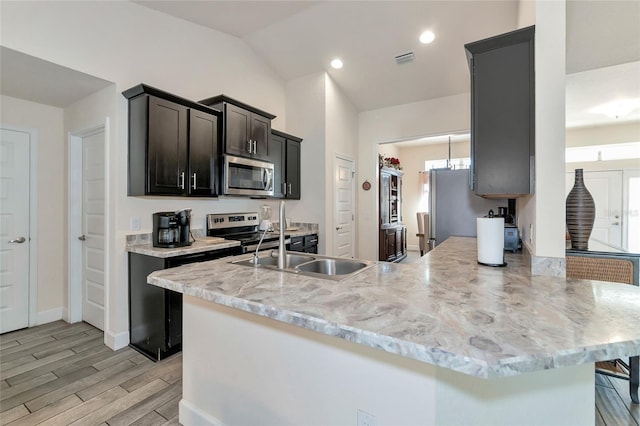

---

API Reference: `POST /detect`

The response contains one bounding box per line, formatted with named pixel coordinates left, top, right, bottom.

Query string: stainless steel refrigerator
left=429, top=168, right=506, bottom=247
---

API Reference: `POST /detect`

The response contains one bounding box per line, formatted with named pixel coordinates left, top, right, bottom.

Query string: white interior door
left=565, top=170, right=623, bottom=250
left=334, top=156, right=355, bottom=258
left=81, top=130, right=105, bottom=330
left=0, top=128, right=31, bottom=333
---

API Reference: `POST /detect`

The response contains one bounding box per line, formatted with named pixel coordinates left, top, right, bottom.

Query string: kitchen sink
left=295, top=259, right=369, bottom=276
left=233, top=253, right=316, bottom=268
left=231, top=252, right=375, bottom=281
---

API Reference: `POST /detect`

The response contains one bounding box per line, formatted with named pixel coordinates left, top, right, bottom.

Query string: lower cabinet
left=128, top=246, right=241, bottom=361
left=379, top=225, right=407, bottom=262
left=288, top=234, right=318, bottom=254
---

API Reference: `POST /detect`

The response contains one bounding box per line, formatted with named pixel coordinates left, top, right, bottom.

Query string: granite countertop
left=127, top=238, right=241, bottom=258
left=147, top=236, right=640, bottom=379
left=127, top=229, right=317, bottom=258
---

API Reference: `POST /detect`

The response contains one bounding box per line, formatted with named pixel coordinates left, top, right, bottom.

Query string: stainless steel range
left=207, top=212, right=289, bottom=253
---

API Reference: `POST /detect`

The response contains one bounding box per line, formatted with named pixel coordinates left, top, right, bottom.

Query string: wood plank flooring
left=1, top=321, right=638, bottom=425
left=0, top=321, right=181, bottom=425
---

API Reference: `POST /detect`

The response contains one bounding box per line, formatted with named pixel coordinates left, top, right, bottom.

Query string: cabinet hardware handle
left=612, top=222, right=620, bottom=226
left=192, top=173, right=197, bottom=190
left=77, top=235, right=86, bottom=241
left=288, top=183, right=292, bottom=195
left=282, top=182, right=287, bottom=194
left=253, top=140, right=257, bottom=154
left=336, top=226, right=343, bottom=231
left=9, top=236, right=26, bottom=243
left=247, top=139, right=253, bottom=153
left=180, top=172, right=185, bottom=189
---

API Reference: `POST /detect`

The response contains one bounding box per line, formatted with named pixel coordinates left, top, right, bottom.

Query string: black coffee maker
left=152, top=209, right=192, bottom=248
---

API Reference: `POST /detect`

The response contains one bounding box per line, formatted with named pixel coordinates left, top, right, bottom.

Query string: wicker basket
left=566, top=256, right=633, bottom=285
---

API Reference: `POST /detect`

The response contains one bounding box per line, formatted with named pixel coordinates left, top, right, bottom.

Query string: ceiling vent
left=395, top=52, right=415, bottom=65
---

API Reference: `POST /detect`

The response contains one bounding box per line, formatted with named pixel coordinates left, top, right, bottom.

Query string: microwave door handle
left=264, top=169, right=273, bottom=191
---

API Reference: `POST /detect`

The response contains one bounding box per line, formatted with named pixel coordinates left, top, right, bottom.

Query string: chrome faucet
left=277, top=200, right=286, bottom=269
left=251, top=227, right=269, bottom=265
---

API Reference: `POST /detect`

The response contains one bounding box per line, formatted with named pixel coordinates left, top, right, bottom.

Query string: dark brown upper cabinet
left=199, top=95, right=275, bottom=162
left=124, top=84, right=221, bottom=197
left=268, top=130, right=302, bottom=199
left=465, top=26, right=535, bottom=198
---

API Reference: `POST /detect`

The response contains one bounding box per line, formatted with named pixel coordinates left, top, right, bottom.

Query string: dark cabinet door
left=188, top=109, right=220, bottom=196
left=225, top=103, right=252, bottom=157
left=269, top=132, right=302, bottom=199
left=268, top=133, right=286, bottom=198
left=251, top=114, right=271, bottom=161
left=147, top=96, right=188, bottom=195
left=395, top=227, right=404, bottom=258
left=466, top=26, right=534, bottom=197
left=224, top=103, right=271, bottom=160
left=285, top=140, right=301, bottom=199
left=378, top=230, right=388, bottom=261
left=386, top=229, right=397, bottom=262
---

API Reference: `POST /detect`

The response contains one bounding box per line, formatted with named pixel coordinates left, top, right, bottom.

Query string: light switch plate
left=130, top=216, right=141, bottom=231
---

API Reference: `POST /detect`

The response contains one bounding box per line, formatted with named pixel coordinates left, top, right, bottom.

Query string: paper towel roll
left=477, top=217, right=506, bottom=266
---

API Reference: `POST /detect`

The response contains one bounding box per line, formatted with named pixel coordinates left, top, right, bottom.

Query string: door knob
left=9, top=236, right=26, bottom=243
left=336, top=226, right=343, bottom=231
left=78, top=235, right=87, bottom=241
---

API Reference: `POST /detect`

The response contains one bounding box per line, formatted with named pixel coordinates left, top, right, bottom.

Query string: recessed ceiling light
left=331, top=58, right=343, bottom=69
left=419, top=31, right=435, bottom=44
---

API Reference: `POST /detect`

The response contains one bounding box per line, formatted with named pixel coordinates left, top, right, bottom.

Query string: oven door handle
left=244, top=238, right=290, bottom=253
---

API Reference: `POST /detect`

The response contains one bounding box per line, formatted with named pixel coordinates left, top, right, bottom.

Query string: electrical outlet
left=357, top=409, right=377, bottom=426
left=130, top=216, right=141, bottom=231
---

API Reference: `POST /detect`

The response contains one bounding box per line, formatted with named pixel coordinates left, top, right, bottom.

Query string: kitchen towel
left=476, top=217, right=506, bottom=266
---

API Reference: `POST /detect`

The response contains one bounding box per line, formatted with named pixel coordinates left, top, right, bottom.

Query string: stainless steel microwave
left=222, top=155, right=274, bottom=197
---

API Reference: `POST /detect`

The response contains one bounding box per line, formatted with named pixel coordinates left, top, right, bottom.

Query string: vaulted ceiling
left=1, top=1, right=639, bottom=128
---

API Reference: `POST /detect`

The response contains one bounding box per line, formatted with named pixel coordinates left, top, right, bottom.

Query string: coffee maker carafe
left=152, top=209, right=192, bottom=248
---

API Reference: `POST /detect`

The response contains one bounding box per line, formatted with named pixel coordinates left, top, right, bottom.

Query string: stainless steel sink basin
left=230, top=252, right=375, bottom=281
left=295, top=259, right=369, bottom=276
left=232, top=252, right=316, bottom=268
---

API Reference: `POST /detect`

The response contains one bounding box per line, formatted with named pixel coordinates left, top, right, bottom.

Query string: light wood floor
left=1, top=321, right=639, bottom=425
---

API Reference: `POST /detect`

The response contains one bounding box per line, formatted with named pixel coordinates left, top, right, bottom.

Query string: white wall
left=284, top=72, right=359, bottom=256
left=325, top=74, right=359, bottom=255
left=1, top=1, right=288, bottom=348
left=0, top=95, right=64, bottom=319
left=379, top=143, right=400, bottom=160
left=566, top=121, right=640, bottom=172
left=357, top=94, right=470, bottom=260
left=285, top=73, right=327, bottom=253
left=516, top=0, right=566, bottom=261
left=566, top=122, right=640, bottom=147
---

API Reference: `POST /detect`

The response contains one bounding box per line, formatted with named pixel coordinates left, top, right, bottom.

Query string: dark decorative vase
left=566, top=169, right=596, bottom=250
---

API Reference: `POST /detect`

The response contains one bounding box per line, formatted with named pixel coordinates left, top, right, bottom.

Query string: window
left=566, top=142, right=640, bottom=163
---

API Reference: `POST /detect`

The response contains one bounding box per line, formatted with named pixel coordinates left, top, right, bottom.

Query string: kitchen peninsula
left=148, top=237, right=640, bottom=425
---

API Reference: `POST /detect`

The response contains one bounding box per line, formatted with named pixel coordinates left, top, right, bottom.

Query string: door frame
left=68, top=121, right=108, bottom=325
left=333, top=153, right=356, bottom=258
left=1, top=124, right=39, bottom=327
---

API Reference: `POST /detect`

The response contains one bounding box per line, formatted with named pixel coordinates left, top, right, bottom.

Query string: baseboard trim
left=105, top=329, right=129, bottom=350
left=179, top=398, right=224, bottom=426
left=37, top=307, right=63, bottom=325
